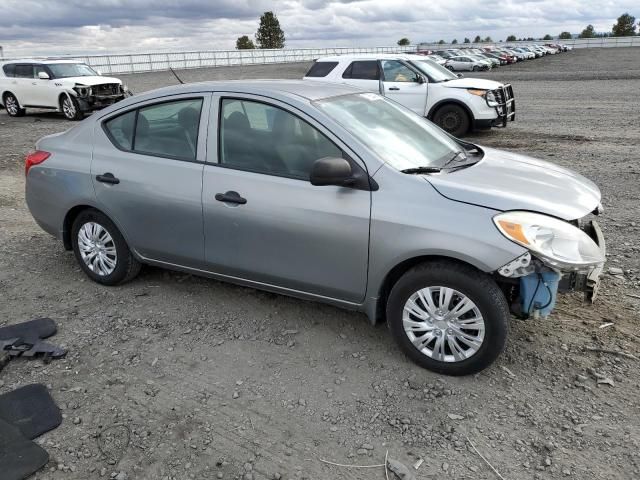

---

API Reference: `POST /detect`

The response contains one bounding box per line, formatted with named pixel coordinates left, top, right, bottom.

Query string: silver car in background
left=25, top=80, right=605, bottom=375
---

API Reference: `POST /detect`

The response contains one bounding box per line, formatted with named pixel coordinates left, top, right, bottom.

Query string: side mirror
left=310, top=157, right=353, bottom=187
left=38, top=71, right=50, bottom=80
left=416, top=75, right=426, bottom=84
left=457, top=73, right=464, bottom=78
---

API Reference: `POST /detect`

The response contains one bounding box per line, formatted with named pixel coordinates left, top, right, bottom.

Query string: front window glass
left=46, top=63, right=98, bottom=78
left=314, top=93, right=463, bottom=171
left=219, top=98, right=343, bottom=179
left=381, top=60, right=417, bottom=83
left=410, top=60, right=457, bottom=82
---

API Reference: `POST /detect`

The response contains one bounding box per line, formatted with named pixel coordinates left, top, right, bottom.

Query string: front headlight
left=493, top=211, right=604, bottom=270
left=467, top=89, right=498, bottom=107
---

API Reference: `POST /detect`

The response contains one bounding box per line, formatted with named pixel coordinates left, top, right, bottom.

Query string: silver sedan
left=25, top=80, right=605, bottom=375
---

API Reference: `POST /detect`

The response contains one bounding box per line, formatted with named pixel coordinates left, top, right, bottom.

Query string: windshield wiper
left=441, top=150, right=468, bottom=168
left=401, top=166, right=442, bottom=174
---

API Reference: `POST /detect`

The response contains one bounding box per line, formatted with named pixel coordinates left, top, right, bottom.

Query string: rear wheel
left=61, top=95, right=83, bottom=121
left=71, top=209, right=141, bottom=285
left=432, top=104, right=470, bottom=137
left=3, top=93, right=26, bottom=117
left=472, top=65, right=480, bottom=72
left=386, top=260, right=509, bottom=376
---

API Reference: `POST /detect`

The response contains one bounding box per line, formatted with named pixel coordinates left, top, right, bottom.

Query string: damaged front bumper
left=498, top=220, right=606, bottom=318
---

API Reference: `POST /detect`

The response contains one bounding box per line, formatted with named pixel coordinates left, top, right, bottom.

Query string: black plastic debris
left=0, top=318, right=67, bottom=372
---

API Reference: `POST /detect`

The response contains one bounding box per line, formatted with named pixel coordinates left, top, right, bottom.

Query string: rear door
left=201, top=95, right=371, bottom=303
left=92, top=93, right=211, bottom=268
left=379, top=60, right=427, bottom=115
left=12, top=64, right=35, bottom=105
left=339, top=60, right=381, bottom=93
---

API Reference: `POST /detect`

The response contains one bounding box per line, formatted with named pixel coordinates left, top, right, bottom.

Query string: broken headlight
left=74, top=85, right=91, bottom=98
left=493, top=211, right=604, bottom=271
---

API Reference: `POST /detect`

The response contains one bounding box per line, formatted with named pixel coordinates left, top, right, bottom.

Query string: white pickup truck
left=303, top=54, right=515, bottom=136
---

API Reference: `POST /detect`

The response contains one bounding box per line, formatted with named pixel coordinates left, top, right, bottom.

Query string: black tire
left=432, top=104, right=470, bottom=137
left=472, top=65, right=480, bottom=72
left=71, top=209, right=141, bottom=285
left=3, top=92, right=26, bottom=117
left=60, top=95, right=83, bottom=121
left=386, top=260, right=509, bottom=376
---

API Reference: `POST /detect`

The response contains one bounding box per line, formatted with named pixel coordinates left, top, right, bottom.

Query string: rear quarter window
left=104, top=110, right=136, bottom=150
left=305, top=61, right=339, bottom=78
left=2, top=64, right=16, bottom=77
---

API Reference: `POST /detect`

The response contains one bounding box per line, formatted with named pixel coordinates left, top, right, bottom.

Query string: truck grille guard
left=492, top=84, right=516, bottom=127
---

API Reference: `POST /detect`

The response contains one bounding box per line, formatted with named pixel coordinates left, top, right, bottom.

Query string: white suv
left=303, top=54, right=515, bottom=136
left=0, top=59, right=130, bottom=120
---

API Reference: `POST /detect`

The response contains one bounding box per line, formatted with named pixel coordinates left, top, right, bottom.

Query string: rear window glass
left=2, top=64, right=16, bottom=77
left=305, top=61, right=338, bottom=78
left=14, top=64, right=34, bottom=78
left=134, top=99, right=203, bottom=161
left=104, top=110, right=136, bottom=150
left=342, top=61, right=380, bottom=80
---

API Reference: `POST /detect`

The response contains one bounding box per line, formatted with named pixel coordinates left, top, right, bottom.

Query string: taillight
left=25, top=150, right=51, bottom=176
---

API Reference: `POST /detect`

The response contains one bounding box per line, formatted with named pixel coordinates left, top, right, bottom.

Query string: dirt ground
left=1, top=47, right=639, bottom=480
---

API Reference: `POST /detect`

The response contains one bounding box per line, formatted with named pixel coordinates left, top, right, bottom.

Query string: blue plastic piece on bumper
left=520, top=271, right=561, bottom=317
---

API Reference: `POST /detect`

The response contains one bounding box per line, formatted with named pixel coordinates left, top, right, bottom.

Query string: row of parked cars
left=419, top=43, right=571, bottom=71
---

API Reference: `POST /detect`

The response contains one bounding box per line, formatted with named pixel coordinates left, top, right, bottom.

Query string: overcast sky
left=0, top=0, right=637, bottom=56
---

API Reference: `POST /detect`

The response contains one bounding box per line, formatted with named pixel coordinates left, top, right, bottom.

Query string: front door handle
left=215, top=191, right=246, bottom=205
left=388, top=87, right=400, bottom=91
left=96, top=172, right=120, bottom=185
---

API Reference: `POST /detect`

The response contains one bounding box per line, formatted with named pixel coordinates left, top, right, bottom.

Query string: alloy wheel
left=77, top=222, right=117, bottom=276
left=402, top=286, right=485, bottom=362
left=62, top=97, right=76, bottom=119
left=5, top=96, right=18, bottom=115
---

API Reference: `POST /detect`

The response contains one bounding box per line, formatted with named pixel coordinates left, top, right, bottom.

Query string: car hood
left=425, top=147, right=601, bottom=220
left=442, top=78, right=503, bottom=90
left=61, top=76, right=122, bottom=86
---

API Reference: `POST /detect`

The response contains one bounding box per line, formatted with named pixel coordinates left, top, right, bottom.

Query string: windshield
left=46, top=63, right=98, bottom=78
left=410, top=59, right=457, bottom=82
left=314, top=92, right=464, bottom=171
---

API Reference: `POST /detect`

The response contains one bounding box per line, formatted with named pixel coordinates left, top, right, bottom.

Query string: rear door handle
left=96, top=172, right=120, bottom=185
left=388, top=87, right=400, bottom=91
left=215, top=191, right=246, bottom=205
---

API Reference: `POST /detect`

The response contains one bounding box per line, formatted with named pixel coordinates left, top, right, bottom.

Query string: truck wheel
left=71, top=209, right=141, bottom=285
left=3, top=93, right=26, bottom=117
left=432, top=104, right=470, bottom=137
left=61, top=95, right=83, bottom=121
left=386, top=260, right=509, bottom=376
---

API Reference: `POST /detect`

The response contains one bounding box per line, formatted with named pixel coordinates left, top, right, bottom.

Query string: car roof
left=124, top=80, right=363, bottom=105
left=0, top=59, right=85, bottom=65
left=314, top=53, right=430, bottom=62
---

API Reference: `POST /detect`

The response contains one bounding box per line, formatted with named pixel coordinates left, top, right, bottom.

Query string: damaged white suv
left=0, top=60, right=131, bottom=120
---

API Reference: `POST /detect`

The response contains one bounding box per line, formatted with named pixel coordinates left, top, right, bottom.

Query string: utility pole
left=0, top=46, right=4, bottom=59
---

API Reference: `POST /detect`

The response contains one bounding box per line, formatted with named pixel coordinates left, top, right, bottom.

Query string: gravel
left=1, top=47, right=639, bottom=479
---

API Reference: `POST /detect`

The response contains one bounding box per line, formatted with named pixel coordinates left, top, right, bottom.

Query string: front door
left=91, top=94, right=211, bottom=268
left=202, top=96, right=371, bottom=303
left=380, top=60, right=428, bottom=115
left=31, top=65, right=56, bottom=107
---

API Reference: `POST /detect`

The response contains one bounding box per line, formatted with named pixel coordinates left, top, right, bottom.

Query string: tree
left=506, top=34, right=517, bottom=41
left=579, top=24, right=595, bottom=38
left=438, top=39, right=446, bottom=44
left=484, top=36, right=493, bottom=42
left=558, top=31, right=572, bottom=39
left=236, top=35, right=255, bottom=49
left=473, top=35, right=481, bottom=43
left=255, top=11, right=285, bottom=49
left=543, top=34, right=553, bottom=40
left=397, top=37, right=410, bottom=46
left=612, top=13, right=636, bottom=36
left=463, top=37, right=470, bottom=43
left=451, top=38, right=458, bottom=44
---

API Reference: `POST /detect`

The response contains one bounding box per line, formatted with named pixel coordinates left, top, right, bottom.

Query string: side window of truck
left=342, top=61, right=380, bottom=80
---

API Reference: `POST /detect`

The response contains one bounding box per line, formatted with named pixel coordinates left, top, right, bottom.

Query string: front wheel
left=61, top=95, right=83, bottom=121
left=386, top=261, right=509, bottom=376
left=71, top=209, right=141, bottom=285
left=432, top=104, right=470, bottom=137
